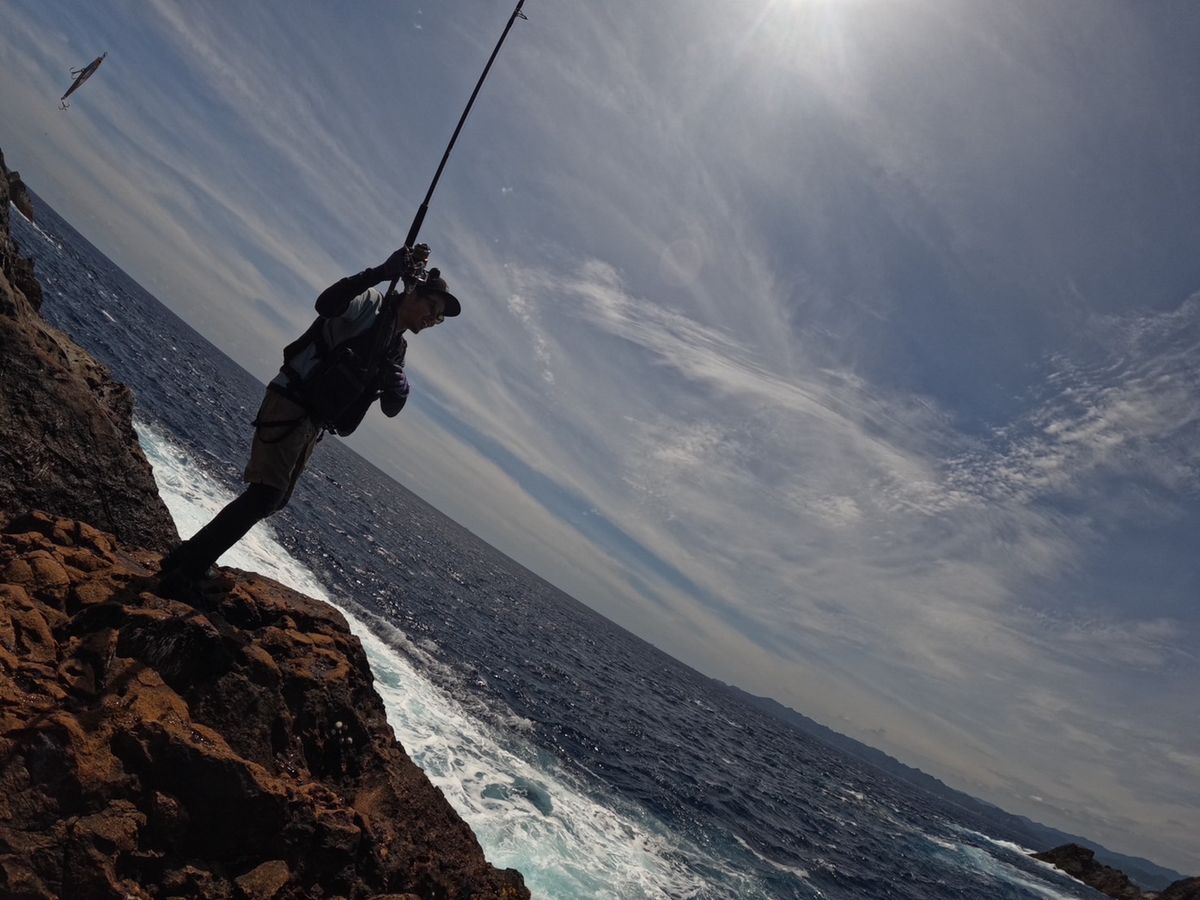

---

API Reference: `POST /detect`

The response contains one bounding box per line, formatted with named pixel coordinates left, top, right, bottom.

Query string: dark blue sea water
left=10, top=196, right=1107, bottom=899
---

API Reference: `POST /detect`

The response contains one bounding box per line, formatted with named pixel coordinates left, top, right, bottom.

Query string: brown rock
left=0, top=514, right=529, bottom=899
left=2, top=557, right=34, bottom=590
left=26, top=550, right=71, bottom=603
left=235, top=859, right=292, bottom=899
left=162, top=864, right=231, bottom=898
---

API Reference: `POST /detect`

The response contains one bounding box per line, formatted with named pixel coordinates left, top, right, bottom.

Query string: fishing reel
left=398, top=243, right=432, bottom=289
left=382, top=242, right=432, bottom=305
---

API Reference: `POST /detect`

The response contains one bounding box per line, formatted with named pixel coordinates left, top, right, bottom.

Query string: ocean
left=10, top=196, right=1106, bottom=899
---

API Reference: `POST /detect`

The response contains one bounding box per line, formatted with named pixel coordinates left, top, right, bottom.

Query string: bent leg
left=160, top=390, right=318, bottom=581
left=159, top=483, right=283, bottom=579
left=244, top=390, right=320, bottom=495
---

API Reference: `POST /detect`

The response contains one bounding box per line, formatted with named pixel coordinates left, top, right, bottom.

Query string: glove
left=378, top=243, right=432, bottom=282
left=378, top=247, right=412, bottom=281
left=380, top=368, right=409, bottom=417
left=387, top=368, right=410, bottom=399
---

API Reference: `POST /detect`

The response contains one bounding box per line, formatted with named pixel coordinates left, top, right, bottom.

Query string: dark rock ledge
left=1032, top=845, right=1199, bottom=900
left=6, top=165, right=35, bottom=223
left=1, top=147, right=175, bottom=551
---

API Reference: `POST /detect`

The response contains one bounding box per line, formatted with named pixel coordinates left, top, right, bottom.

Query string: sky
left=2, top=0, right=1198, bottom=873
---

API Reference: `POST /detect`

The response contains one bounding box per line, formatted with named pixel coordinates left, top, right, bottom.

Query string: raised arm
left=314, top=247, right=417, bottom=316
left=314, top=266, right=388, bottom=317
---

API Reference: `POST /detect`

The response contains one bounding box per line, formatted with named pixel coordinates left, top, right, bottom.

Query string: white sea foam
left=733, top=835, right=813, bottom=884
left=134, top=419, right=725, bottom=899
left=960, top=828, right=1038, bottom=857
left=9, top=201, right=59, bottom=248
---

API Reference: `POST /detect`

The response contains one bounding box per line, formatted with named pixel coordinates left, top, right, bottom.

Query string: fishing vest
left=271, top=288, right=405, bottom=436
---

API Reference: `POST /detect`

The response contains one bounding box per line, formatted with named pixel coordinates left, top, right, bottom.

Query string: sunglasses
left=423, top=297, right=445, bottom=326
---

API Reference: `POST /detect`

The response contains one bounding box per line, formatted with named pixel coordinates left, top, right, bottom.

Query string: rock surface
left=1, top=146, right=176, bottom=551
left=1161, top=878, right=1200, bottom=900
left=1, top=149, right=43, bottom=312
left=1032, top=845, right=1200, bottom=900
left=6, top=166, right=35, bottom=223
left=0, top=510, right=528, bottom=899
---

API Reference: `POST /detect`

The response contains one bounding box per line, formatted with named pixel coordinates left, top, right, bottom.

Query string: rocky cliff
left=1, top=151, right=42, bottom=314
left=1, top=149, right=176, bottom=551
left=0, top=150, right=528, bottom=898
left=6, top=164, right=35, bottom=223
left=0, top=511, right=526, bottom=898
left=1032, top=845, right=1200, bottom=900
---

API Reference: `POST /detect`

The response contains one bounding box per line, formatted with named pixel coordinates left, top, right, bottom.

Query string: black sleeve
left=314, top=265, right=387, bottom=317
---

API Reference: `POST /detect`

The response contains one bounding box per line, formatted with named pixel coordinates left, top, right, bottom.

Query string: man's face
left=404, top=289, right=446, bottom=333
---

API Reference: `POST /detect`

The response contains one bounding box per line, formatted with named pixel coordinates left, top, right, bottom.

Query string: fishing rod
left=386, top=0, right=528, bottom=295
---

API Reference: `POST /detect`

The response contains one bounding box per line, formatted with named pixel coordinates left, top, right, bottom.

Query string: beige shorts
left=243, top=389, right=320, bottom=503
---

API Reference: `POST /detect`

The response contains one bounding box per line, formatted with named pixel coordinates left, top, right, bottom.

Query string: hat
left=418, top=268, right=461, bottom=317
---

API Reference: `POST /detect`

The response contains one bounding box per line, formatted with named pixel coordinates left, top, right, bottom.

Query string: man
left=158, top=247, right=459, bottom=593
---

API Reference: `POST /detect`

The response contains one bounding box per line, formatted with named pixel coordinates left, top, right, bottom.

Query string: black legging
left=160, top=483, right=285, bottom=578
